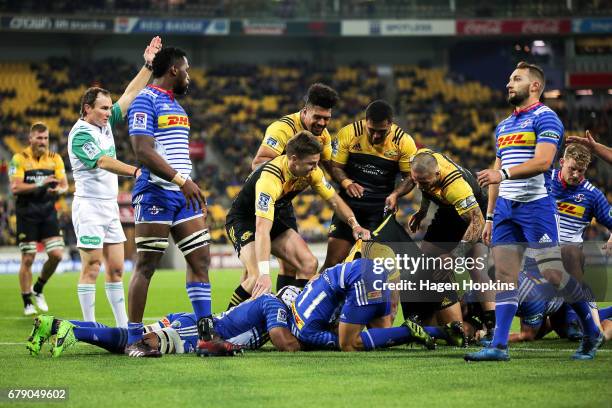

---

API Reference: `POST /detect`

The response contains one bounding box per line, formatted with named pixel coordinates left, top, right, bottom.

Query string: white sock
left=77, top=283, right=96, bottom=322
left=105, top=281, right=128, bottom=328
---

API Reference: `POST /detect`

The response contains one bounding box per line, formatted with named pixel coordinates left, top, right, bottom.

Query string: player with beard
left=125, top=47, right=231, bottom=357
left=466, top=61, right=603, bottom=361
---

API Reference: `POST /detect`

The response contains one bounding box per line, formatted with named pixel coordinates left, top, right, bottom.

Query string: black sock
left=482, top=309, right=496, bottom=332
left=33, top=277, right=47, bottom=295
left=276, top=275, right=296, bottom=292
left=227, top=285, right=251, bottom=310
left=294, top=279, right=309, bottom=289
left=22, top=293, right=33, bottom=307
left=51, top=319, right=61, bottom=335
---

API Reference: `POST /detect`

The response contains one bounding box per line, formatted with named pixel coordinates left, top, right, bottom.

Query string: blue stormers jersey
left=144, top=312, right=198, bottom=353
left=128, top=85, right=192, bottom=195
left=291, top=259, right=388, bottom=331
left=213, top=294, right=290, bottom=350
left=495, top=102, right=564, bottom=202
left=516, top=262, right=564, bottom=327
left=550, top=169, right=612, bottom=243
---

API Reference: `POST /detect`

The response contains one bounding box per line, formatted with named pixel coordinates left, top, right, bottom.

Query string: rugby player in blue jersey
left=26, top=286, right=302, bottom=357
left=467, top=61, right=603, bottom=361
left=291, top=244, right=434, bottom=351
left=125, top=47, right=229, bottom=357
left=550, top=143, right=612, bottom=339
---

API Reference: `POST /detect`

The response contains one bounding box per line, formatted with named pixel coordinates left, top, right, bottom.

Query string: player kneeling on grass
left=26, top=286, right=302, bottom=357
left=291, top=243, right=435, bottom=351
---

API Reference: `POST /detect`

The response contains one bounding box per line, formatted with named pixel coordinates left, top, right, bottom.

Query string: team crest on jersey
left=171, top=320, right=181, bottom=328
left=573, top=194, right=585, bottom=203
left=520, top=119, right=533, bottom=128
left=384, top=149, right=399, bottom=158
left=351, top=143, right=362, bottom=152
left=257, top=192, right=272, bottom=212
left=276, top=308, right=287, bottom=324
left=133, top=112, right=147, bottom=130
left=241, top=231, right=253, bottom=242
left=266, top=137, right=278, bottom=148
left=161, top=103, right=171, bottom=111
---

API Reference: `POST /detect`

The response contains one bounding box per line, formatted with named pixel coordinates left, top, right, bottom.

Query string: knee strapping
left=176, top=229, right=211, bottom=256
left=19, top=242, right=37, bottom=254
left=45, top=238, right=65, bottom=253
left=135, top=237, right=169, bottom=253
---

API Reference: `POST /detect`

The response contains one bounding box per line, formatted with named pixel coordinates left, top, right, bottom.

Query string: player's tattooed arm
left=385, top=172, right=415, bottom=212
left=408, top=196, right=430, bottom=233
left=460, top=206, right=485, bottom=244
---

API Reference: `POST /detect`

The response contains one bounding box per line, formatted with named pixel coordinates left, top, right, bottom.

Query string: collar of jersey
left=147, top=84, right=174, bottom=101
left=512, top=101, right=542, bottom=116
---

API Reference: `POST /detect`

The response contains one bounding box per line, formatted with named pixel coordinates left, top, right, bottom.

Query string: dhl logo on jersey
left=291, top=303, right=304, bottom=329
left=557, top=202, right=586, bottom=218
left=497, top=132, right=536, bottom=149
left=158, top=114, right=190, bottom=129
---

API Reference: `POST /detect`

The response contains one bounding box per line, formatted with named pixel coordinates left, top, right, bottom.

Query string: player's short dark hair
left=80, top=87, right=111, bottom=117
left=365, top=100, right=393, bottom=123
left=516, top=61, right=546, bottom=93
left=305, top=83, right=339, bottom=110
left=30, top=122, right=48, bottom=134
left=411, top=152, right=438, bottom=174
left=152, top=47, right=188, bottom=79
left=286, top=131, right=323, bottom=158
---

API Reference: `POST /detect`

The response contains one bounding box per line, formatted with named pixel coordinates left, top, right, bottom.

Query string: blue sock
left=491, top=289, right=518, bottom=349
left=127, top=322, right=144, bottom=345
left=73, top=327, right=128, bottom=353
left=565, top=308, right=581, bottom=327
left=424, top=326, right=447, bottom=341
left=186, top=282, right=211, bottom=320
left=359, top=327, right=412, bottom=351
left=599, top=306, right=612, bottom=320
left=68, top=320, right=108, bottom=329
left=570, top=301, right=600, bottom=336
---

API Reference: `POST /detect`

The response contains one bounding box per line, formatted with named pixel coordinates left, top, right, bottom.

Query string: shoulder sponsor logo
left=323, top=177, right=333, bottom=190
left=82, top=141, right=101, bottom=160
left=384, top=149, right=399, bottom=158
left=457, top=195, right=477, bottom=210
left=132, top=112, right=148, bottom=130
left=538, top=130, right=560, bottom=141
left=331, top=138, right=338, bottom=156
left=158, top=114, right=189, bottom=129
left=497, top=132, right=536, bottom=149
left=277, top=308, right=287, bottom=324
left=265, top=137, right=278, bottom=148
left=80, top=235, right=102, bottom=245
left=557, top=202, right=586, bottom=218
left=257, top=192, right=272, bottom=212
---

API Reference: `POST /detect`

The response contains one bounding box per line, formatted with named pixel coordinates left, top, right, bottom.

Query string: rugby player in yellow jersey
left=406, top=149, right=488, bottom=331
left=321, top=100, right=417, bottom=270
left=226, top=132, right=370, bottom=302
left=10, top=122, right=68, bottom=315
left=248, top=83, right=339, bottom=296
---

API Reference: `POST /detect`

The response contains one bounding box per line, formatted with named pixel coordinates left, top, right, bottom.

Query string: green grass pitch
left=0, top=270, right=610, bottom=408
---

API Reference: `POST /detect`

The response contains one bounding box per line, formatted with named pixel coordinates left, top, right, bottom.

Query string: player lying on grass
left=462, top=264, right=612, bottom=344
left=26, top=286, right=302, bottom=357
left=291, top=244, right=435, bottom=351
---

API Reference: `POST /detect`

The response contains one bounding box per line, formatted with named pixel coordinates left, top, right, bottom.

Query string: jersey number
left=297, top=285, right=327, bottom=319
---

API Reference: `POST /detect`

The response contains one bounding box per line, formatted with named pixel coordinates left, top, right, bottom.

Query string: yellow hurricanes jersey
left=411, top=148, right=479, bottom=215
left=228, top=155, right=336, bottom=221
left=261, top=112, right=332, bottom=161
left=332, top=120, right=417, bottom=206
left=9, top=146, right=65, bottom=216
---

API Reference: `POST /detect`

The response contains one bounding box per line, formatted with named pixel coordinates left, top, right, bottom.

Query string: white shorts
left=72, top=197, right=126, bottom=249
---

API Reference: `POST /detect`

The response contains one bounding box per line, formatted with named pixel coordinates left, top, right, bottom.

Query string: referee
left=9, top=122, right=67, bottom=315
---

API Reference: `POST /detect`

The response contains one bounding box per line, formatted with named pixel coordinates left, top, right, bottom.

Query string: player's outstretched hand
left=144, top=36, right=162, bottom=65
left=252, top=274, right=272, bottom=298
left=566, top=130, right=596, bottom=150
left=345, top=182, right=365, bottom=198
left=482, top=221, right=493, bottom=246
left=384, top=193, right=399, bottom=213
left=408, top=210, right=426, bottom=233
left=180, top=179, right=207, bottom=212
left=476, top=169, right=502, bottom=188
left=352, top=226, right=371, bottom=241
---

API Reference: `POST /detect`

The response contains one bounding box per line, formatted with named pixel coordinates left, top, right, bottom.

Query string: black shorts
left=423, top=206, right=469, bottom=252
left=328, top=205, right=385, bottom=242
left=16, top=211, right=61, bottom=244
left=225, top=207, right=298, bottom=257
